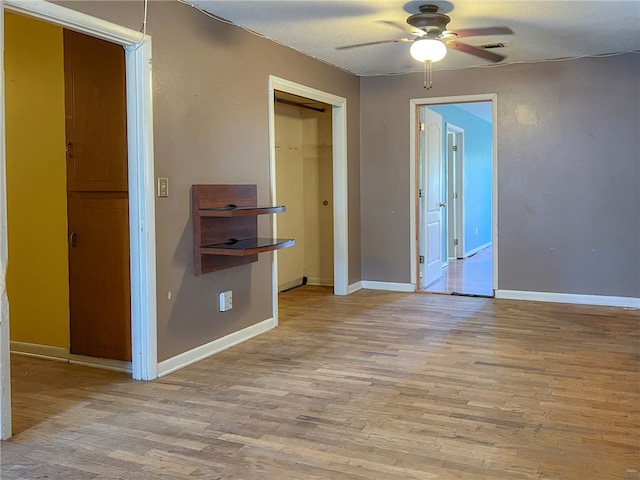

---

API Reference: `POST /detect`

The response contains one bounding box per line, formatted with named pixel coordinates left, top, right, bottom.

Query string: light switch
left=157, top=178, right=169, bottom=198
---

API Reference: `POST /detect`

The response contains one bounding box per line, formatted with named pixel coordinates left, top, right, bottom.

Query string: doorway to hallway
left=414, top=96, right=496, bottom=297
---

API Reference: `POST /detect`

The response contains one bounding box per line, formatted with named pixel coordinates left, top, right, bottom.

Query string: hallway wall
left=5, top=13, right=69, bottom=348
left=361, top=54, right=639, bottom=299
left=429, top=104, right=492, bottom=257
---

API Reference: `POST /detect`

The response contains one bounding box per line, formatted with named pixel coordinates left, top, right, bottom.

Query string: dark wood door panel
left=68, top=194, right=131, bottom=361
left=64, top=30, right=128, bottom=192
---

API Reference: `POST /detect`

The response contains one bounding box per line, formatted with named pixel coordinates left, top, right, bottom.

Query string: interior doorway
left=1, top=0, right=157, bottom=439
left=64, top=29, right=132, bottom=362
left=268, top=76, right=349, bottom=325
left=411, top=95, right=497, bottom=298
left=5, top=20, right=132, bottom=364
left=273, top=91, right=334, bottom=293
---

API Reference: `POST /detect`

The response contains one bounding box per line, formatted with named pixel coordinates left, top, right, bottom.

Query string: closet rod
left=275, top=96, right=326, bottom=113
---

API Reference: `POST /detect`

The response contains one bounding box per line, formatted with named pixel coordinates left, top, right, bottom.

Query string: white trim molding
left=362, top=281, right=416, bottom=292
left=496, top=290, right=640, bottom=309
left=124, top=38, right=158, bottom=382
left=157, top=318, right=277, bottom=377
left=306, top=277, right=334, bottom=287
left=0, top=5, right=11, bottom=442
left=348, top=281, right=363, bottom=294
left=10, top=342, right=132, bottom=373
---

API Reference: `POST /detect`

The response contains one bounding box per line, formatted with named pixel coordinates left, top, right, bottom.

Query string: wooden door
left=64, top=30, right=131, bottom=361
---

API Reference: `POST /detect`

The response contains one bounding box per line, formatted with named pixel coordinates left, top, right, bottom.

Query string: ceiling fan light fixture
left=410, top=38, right=447, bottom=62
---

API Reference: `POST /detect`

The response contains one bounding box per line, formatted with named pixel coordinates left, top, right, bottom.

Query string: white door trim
left=268, top=76, right=349, bottom=323
left=446, top=124, right=464, bottom=259
left=0, top=0, right=158, bottom=439
left=410, top=94, right=498, bottom=293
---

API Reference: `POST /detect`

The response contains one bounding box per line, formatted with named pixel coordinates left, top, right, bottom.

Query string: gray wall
left=58, top=1, right=361, bottom=361
left=361, top=54, right=639, bottom=298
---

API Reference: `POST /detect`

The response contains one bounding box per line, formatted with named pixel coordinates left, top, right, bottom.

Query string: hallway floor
left=424, top=246, right=493, bottom=297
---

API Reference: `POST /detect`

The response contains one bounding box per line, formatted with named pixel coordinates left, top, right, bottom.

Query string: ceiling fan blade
left=377, top=20, right=425, bottom=37
left=336, top=38, right=412, bottom=50
left=448, top=40, right=506, bottom=63
left=452, top=26, right=514, bottom=38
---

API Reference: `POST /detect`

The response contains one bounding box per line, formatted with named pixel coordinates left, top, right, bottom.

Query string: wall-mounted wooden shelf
left=192, top=184, right=294, bottom=275
left=200, top=238, right=295, bottom=256
left=198, top=206, right=285, bottom=217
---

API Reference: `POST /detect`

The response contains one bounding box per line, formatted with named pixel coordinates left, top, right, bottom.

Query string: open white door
left=419, top=107, right=444, bottom=288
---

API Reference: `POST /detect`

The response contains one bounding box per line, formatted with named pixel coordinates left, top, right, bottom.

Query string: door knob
left=439, top=202, right=447, bottom=208
left=70, top=232, right=78, bottom=247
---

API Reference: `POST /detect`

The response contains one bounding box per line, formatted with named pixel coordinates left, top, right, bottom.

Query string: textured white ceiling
left=195, top=0, right=640, bottom=76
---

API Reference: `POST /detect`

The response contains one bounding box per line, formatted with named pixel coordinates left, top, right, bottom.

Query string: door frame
left=268, top=76, right=349, bottom=323
left=446, top=124, right=464, bottom=260
left=0, top=0, right=158, bottom=439
left=410, top=94, right=498, bottom=291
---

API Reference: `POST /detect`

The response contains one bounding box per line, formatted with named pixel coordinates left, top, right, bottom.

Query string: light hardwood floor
left=2, top=287, right=639, bottom=479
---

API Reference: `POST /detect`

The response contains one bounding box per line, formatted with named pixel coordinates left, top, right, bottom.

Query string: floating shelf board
left=198, top=206, right=285, bottom=217
left=200, top=238, right=295, bottom=256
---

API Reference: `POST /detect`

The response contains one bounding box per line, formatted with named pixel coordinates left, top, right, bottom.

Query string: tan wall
left=301, top=109, right=333, bottom=286
left=5, top=13, right=69, bottom=348
left=275, top=104, right=305, bottom=289
left=56, top=1, right=361, bottom=361
left=361, top=54, right=640, bottom=297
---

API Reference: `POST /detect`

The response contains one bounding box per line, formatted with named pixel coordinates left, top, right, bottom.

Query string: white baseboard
left=495, top=290, right=640, bottom=309
left=279, top=277, right=304, bottom=292
left=10, top=341, right=132, bottom=372
left=348, top=281, right=363, bottom=294
left=306, top=277, right=333, bottom=287
left=157, top=317, right=276, bottom=377
left=361, top=281, right=416, bottom=292
left=465, top=242, right=492, bottom=258
left=10, top=342, right=68, bottom=362
left=279, top=277, right=333, bottom=292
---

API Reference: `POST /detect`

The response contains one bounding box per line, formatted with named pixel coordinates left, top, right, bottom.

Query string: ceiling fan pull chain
left=423, top=60, right=433, bottom=89
left=423, top=60, right=427, bottom=88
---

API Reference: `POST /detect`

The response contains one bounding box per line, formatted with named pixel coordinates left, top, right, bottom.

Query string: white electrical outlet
left=219, top=290, right=233, bottom=312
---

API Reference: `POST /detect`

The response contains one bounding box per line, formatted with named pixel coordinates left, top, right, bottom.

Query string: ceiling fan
left=336, top=4, right=514, bottom=65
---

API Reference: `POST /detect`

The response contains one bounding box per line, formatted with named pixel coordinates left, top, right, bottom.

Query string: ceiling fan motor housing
left=407, top=5, right=451, bottom=36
